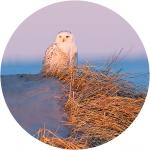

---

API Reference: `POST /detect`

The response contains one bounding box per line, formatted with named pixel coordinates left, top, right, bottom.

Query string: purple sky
left=3, top=1, right=147, bottom=64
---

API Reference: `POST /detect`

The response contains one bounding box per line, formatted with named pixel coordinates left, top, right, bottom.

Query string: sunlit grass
left=37, top=62, right=145, bottom=149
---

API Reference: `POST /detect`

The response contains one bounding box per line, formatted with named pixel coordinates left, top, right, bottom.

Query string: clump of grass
left=35, top=128, right=87, bottom=149
left=39, top=62, right=146, bottom=149
left=65, top=95, right=144, bottom=145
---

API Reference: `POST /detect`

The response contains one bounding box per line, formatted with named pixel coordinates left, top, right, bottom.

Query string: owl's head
left=55, top=31, right=75, bottom=44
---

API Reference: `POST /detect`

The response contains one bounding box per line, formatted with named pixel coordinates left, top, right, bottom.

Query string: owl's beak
left=62, top=38, right=65, bottom=42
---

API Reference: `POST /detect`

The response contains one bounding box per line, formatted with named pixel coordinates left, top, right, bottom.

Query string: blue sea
left=1, top=59, right=149, bottom=89
left=90, top=59, right=149, bottom=89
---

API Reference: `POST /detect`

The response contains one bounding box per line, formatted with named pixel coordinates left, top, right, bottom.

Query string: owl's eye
left=59, top=35, right=62, bottom=38
left=66, top=36, right=70, bottom=38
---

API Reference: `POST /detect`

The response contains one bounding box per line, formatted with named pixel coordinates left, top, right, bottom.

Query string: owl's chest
left=57, top=43, right=71, bottom=55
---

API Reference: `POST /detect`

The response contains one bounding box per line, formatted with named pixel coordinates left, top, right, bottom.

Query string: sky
left=1, top=1, right=149, bottom=77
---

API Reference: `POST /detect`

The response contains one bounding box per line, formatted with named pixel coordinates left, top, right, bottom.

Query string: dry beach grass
left=37, top=64, right=145, bottom=149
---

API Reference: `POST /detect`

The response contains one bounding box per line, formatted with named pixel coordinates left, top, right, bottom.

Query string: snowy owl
left=42, top=31, right=78, bottom=76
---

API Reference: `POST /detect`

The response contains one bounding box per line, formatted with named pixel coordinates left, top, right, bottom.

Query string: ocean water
left=1, top=63, right=42, bottom=75
left=1, top=75, right=70, bottom=138
left=1, top=59, right=149, bottom=88
left=92, top=59, right=149, bottom=89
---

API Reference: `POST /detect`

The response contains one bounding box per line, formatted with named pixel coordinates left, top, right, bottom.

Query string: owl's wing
left=42, top=43, right=58, bottom=74
left=45, top=43, right=57, bottom=56
left=69, top=44, right=78, bottom=66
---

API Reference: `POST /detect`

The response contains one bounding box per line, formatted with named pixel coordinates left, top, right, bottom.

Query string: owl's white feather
left=42, top=31, right=77, bottom=75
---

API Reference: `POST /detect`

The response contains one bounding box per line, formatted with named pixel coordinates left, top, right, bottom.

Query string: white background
left=0, top=0, right=150, bottom=150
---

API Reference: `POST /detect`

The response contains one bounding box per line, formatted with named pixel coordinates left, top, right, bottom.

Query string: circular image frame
left=1, top=1, right=149, bottom=149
